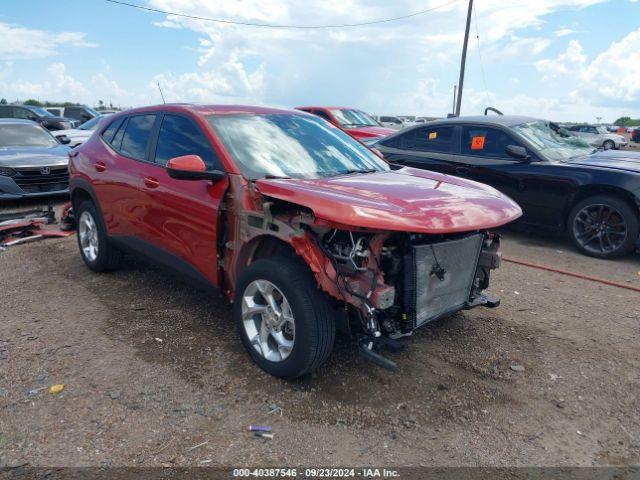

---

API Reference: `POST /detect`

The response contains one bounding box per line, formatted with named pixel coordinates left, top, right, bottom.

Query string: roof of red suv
left=115, top=103, right=304, bottom=117
left=296, top=106, right=356, bottom=111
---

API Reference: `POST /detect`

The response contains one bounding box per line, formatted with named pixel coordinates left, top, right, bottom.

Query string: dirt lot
left=1, top=200, right=639, bottom=469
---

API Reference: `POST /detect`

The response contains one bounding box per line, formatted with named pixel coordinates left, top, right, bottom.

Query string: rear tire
left=568, top=194, right=638, bottom=259
left=233, top=257, right=335, bottom=379
left=76, top=200, right=121, bottom=272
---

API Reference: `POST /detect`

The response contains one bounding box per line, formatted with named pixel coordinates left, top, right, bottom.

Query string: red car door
left=135, top=112, right=227, bottom=287
left=92, top=114, right=158, bottom=238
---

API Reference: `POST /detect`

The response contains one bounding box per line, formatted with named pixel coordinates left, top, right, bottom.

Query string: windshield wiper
left=326, top=169, right=378, bottom=177
left=263, top=174, right=292, bottom=179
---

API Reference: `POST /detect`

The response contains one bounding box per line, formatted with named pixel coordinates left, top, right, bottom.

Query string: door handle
left=95, top=161, right=106, bottom=172
left=143, top=176, right=160, bottom=189
left=455, top=166, right=469, bottom=175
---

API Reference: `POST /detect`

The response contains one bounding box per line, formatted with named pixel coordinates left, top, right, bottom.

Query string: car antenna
left=157, top=81, right=166, bottom=104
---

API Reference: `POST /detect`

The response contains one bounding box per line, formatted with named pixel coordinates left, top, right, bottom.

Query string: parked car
left=566, top=124, right=627, bottom=150
left=374, top=115, right=640, bottom=259
left=632, top=128, right=639, bottom=143
left=0, top=119, right=71, bottom=200
left=295, top=106, right=395, bottom=141
left=46, top=105, right=101, bottom=124
left=69, top=104, right=521, bottom=378
left=377, top=116, right=405, bottom=130
left=52, top=114, right=111, bottom=148
left=0, top=105, right=77, bottom=131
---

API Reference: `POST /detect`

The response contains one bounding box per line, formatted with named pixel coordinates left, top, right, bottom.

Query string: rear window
left=389, top=126, right=454, bottom=153
left=120, top=115, right=156, bottom=161
left=101, top=117, right=124, bottom=144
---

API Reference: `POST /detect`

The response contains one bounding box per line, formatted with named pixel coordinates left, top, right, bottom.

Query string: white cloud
left=555, top=28, right=577, bottom=37
left=0, top=63, right=86, bottom=99
left=535, top=29, right=640, bottom=107
left=0, top=22, right=97, bottom=60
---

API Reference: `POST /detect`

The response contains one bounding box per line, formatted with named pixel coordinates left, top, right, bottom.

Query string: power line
left=104, top=0, right=459, bottom=29
left=473, top=5, right=491, bottom=108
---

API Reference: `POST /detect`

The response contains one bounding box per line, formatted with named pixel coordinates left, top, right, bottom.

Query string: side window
left=120, top=115, right=156, bottom=161
left=14, top=108, right=32, bottom=120
left=154, top=114, right=221, bottom=169
left=460, top=126, right=514, bottom=158
left=313, top=110, right=333, bottom=123
left=400, top=126, right=454, bottom=153
left=0, top=107, right=12, bottom=118
left=101, top=117, right=124, bottom=145
left=64, top=107, right=81, bottom=120
left=47, top=108, right=62, bottom=116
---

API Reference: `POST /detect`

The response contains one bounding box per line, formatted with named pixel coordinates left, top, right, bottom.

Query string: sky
left=0, top=0, right=639, bottom=122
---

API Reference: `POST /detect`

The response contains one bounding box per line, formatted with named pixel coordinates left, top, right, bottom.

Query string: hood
left=345, top=125, right=396, bottom=139
left=0, top=145, right=70, bottom=168
left=256, top=167, right=522, bottom=234
left=567, top=149, right=640, bottom=173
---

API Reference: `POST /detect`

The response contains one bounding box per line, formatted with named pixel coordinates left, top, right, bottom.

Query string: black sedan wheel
left=568, top=195, right=638, bottom=258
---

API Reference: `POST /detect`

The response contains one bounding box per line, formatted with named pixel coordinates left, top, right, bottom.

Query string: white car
left=51, top=115, right=110, bottom=148
left=567, top=125, right=627, bottom=150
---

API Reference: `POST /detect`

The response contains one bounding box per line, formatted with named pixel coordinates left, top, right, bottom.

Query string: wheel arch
left=566, top=185, right=640, bottom=227
left=233, top=234, right=297, bottom=283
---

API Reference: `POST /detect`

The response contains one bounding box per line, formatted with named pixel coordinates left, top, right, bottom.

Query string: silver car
left=567, top=124, right=627, bottom=150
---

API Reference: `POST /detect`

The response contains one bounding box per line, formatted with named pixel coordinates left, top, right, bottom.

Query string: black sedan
left=374, top=115, right=640, bottom=259
left=0, top=119, right=71, bottom=200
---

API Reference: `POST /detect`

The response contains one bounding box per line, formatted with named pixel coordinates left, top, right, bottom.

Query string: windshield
left=208, top=113, right=388, bottom=180
left=79, top=115, right=104, bottom=130
left=85, top=106, right=100, bottom=118
left=0, top=124, right=58, bottom=147
left=330, top=109, right=379, bottom=128
left=27, top=107, right=54, bottom=117
left=595, top=126, right=608, bottom=134
left=513, top=121, right=593, bottom=162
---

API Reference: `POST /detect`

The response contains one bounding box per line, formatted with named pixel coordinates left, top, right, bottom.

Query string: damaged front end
left=292, top=226, right=502, bottom=371
left=222, top=174, right=504, bottom=372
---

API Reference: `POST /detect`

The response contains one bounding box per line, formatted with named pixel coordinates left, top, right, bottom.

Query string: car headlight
left=0, top=167, right=16, bottom=177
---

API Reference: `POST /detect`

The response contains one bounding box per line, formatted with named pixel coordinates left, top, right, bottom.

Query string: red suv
left=295, top=106, right=395, bottom=142
left=69, top=104, right=521, bottom=378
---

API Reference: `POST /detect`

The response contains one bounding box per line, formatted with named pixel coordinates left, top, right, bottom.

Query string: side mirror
left=57, top=135, right=71, bottom=145
left=505, top=145, right=530, bottom=162
left=166, top=155, right=226, bottom=181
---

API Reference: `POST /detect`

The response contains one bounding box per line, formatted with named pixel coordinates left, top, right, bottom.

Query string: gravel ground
left=0, top=200, right=639, bottom=469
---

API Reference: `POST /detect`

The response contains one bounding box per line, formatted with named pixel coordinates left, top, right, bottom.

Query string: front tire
left=76, top=200, right=121, bottom=272
left=568, top=194, right=638, bottom=259
left=233, top=257, right=336, bottom=379
left=603, top=140, right=615, bottom=150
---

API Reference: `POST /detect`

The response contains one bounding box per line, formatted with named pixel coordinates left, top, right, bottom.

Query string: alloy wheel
left=78, top=210, right=99, bottom=262
left=241, top=279, right=295, bottom=362
left=572, top=203, right=627, bottom=255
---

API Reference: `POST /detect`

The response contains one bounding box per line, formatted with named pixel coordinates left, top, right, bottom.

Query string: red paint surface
left=258, top=167, right=522, bottom=234
left=295, top=106, right=395, bottom=140
left=167, top=154, right=207, bottom=172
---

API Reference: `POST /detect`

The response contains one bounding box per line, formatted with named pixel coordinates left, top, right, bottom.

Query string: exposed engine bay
left=222, top=177, right=504, bottom=372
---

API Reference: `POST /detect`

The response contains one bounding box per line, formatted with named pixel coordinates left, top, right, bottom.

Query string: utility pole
left=455, top=0, right=473, bottom=117
left=452, top=85, right=457, bottom=116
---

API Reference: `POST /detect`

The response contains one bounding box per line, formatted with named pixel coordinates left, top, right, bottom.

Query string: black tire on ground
left=603, top=140, right=615, bottom=150
left=75, top=200, right=122, bottom=272
left=567, top=194, right=639, bottom=259
left=233, top=257, right=336, bottom=379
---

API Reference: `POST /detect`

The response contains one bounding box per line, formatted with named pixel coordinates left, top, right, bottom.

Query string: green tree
left=0, top=98, right=7, bottom=105
left=24, top=99, right=43, bottom=106
left=614, top=117, right=631, bottom=126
